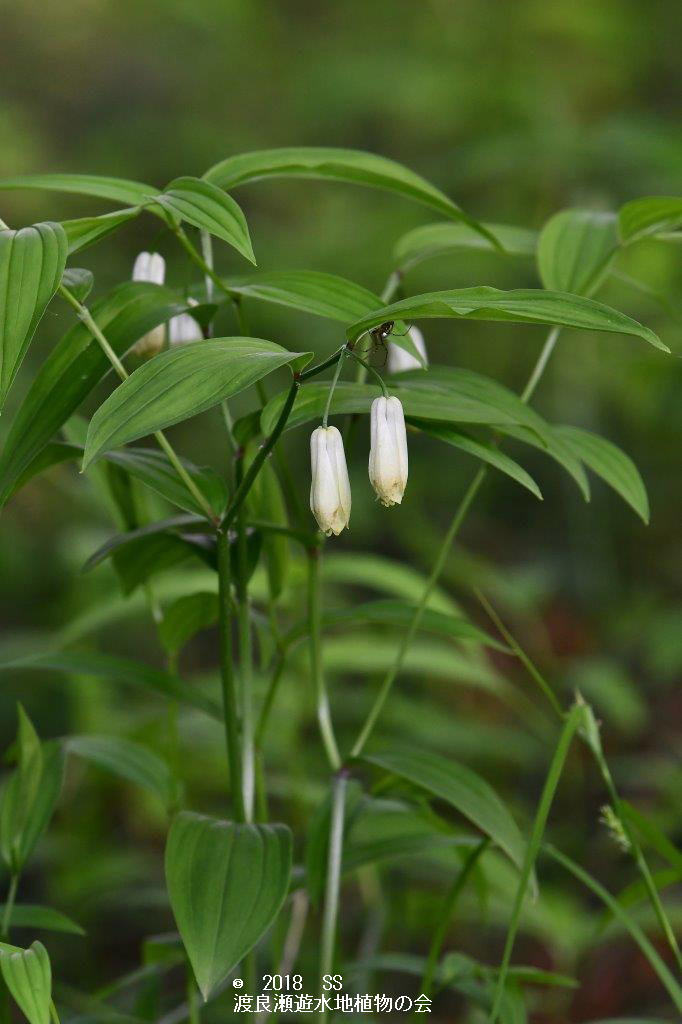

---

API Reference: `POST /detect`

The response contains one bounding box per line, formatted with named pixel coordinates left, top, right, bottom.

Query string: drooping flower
left=169, top=298, right=203, bottom=345
left=369, top=396, right=408, bottom=507
left=387, top=325, right=428, bottom=373
left=131, top=252, right=166, bottom=356
left=310, top=426, right=351, bottom=536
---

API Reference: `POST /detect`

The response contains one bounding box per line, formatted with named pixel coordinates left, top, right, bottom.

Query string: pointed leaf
left=155, top=178, right=255, bottom=264
left=0, top=174, right=154, bottom=206
left=0, top=222, right=67, bottom=407
left=360, top=749, right=526, bottom=872
left=553, top=425, right=649, bottom=522
left=619, top=196, right=682, bottom=242
left=0, top=651, right=221, bottom=720
left=204, top=147, right=494, bottom=242
left=346, top=287, right=666, bottom=351
left=0, top=941, right=51, bottom=1024
left=61, top=208, right=140, bottom=254
left=84, top=339, right=311, bottom=467
left=499, top=424, right=591, bottom=501
left=286, top=600, right=504, bottom=650
left=537, top=210, right=619, bottom=297
left=0, top=282, right=196, bottom=508
left=102, top=448, right=228, bottom=517
left=0, top=709, right=64, bottom=874
left=394, top=221, right=537, bottom=269
left=65, top=735, right=176, bottom=807
left=0, top=905, right=84, bottom=937
left=165, top=812, right=292, bottom=999
left=410, top=421, right=542, bottom=499
left=225, top=270, right=381, bottom=322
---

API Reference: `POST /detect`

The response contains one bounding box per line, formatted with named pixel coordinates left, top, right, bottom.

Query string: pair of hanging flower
left=132, top=251, right=428, bottom=536
left=310, top=394, right=409, bottom=536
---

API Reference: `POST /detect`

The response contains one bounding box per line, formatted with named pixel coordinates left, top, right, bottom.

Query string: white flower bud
left=131, top=252, right=166, bottom=356
left=387, top=325, right=428, bottom=373
left=310, top=426, right=351, bottom=536
left=169, top=298, right=203, bottom=345
left=369, top=396, right=408, bottom=507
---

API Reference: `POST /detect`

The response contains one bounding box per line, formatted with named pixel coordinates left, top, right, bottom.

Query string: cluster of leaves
left=0, top=150, right=681, bottom=1023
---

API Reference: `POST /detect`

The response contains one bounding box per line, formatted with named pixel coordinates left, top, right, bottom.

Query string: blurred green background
left=1, top=1, right=682, bottom=1020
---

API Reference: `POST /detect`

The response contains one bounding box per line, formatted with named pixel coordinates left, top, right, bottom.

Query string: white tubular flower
left=310, top=426, right=351, bottom=536
left=369, top=396, right=408, bottom=507
left=387, top=325, right=428, bottom=373
left=169, top=298, right=203, bottom=345
left=131, top=252, right=166, bottom=356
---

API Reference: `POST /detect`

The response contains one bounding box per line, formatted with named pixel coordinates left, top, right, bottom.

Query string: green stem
left=216, top=529, right=245, bottom=822
left=235, top=457, right=255, bottom=822
left=421, top=839, right=490, bottom=998
left=474, top=590, right=564, bottom=720
left=172, top=223, right=234, bottom=303
left=221, top=378, right=300, bottom=531
left=520, top=326, right=560, bottom=403
left=308, top=549, right=342, bottom=770
left=58, top=283, right=219, bottom=525
left=319, top=771, right=348, bottom=1005
left=351, top=466, right=487, bottom=758
left=346, top=350, right=388, bottom=397
left=489, top=704, right=584, bottom=1024
left=255, top=651, right=287, bottom=750
left=1, top=874, right=19, bottom=939
left=186, top=966, right=199, bottom=1024
left=322, top=346, right=348, bottom=428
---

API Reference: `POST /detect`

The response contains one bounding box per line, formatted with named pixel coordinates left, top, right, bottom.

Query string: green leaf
left=61, top=268, right=93, bottom=302
left=158, top=593, right=219, bottom=656
left=0, top=222, right=68, bottom=408
left=346, top=287, right=666, bottom=351
left=619, top=196, right=682, bottom=242
left=225, top=270, right=381, bottom=322
left=155, top=177, right=255, bottom=264
left=0, top=941, right=51, bottom=1024
left=165, top=812, right=292, bottom=999
left=546, top=844, right=682, bottom=1014
left=0, top=282, right=195, bottom=507
left=499, top=425, right=591, bottom=501
left=0, top=651, right=220, bottom=720
left=490, top=704, right=584, bottom=1023
left=553, top=425, right=649, bottom=522
left=103, top=448, right=228, bottom=518
left=343, top=798, right=472, bottom=874
left=83, top=339, right=311, bottom=467
left=286, top=600, right=505, bottom=650
left=360, top=750, right=526, bottom=872
left=0, top=173, right=154, bottom=206
left=261, top=370, right=550, bottom=438
left=61, top=208, right=139, bottom=255
left=394, top=221, right=537, bottom=269
left=411, top=421, right=542, bottom=499
left=536, top=210, right=619, bottom=297
left=0, top=709, right=64, bottom=874
left=0, top=905, right=84, bottom=937
left=112, top=532, right=211, bottom=594
left=65, top=735, right=176, bottom=807
left=203, top=147, right=489, bottom=237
